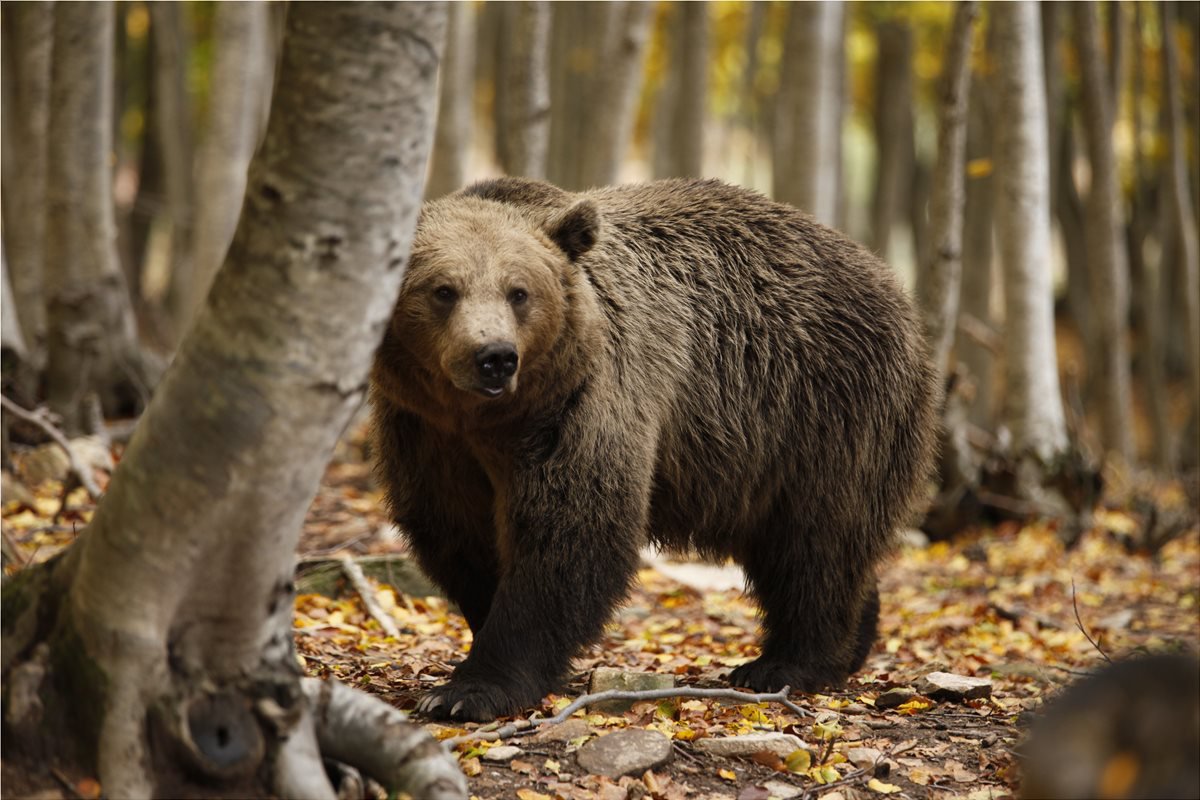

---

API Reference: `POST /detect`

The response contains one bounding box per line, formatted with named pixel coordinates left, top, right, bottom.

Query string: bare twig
left=337, top=555, right=401, bottom=640
left=1070, top=579, right=1112, bottom=663
left=444, top=685, right=811, bottom=748
left=0, top=394, right=102, bottom=500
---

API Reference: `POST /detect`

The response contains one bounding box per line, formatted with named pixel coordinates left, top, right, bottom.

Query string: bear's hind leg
left=729, top=517, right=879, bottom=694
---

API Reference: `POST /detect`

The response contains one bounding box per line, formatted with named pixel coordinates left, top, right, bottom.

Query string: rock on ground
left=693, top=732, right=807, bottom=758
left=920, top=671, right=993, bottom=701
left=575, top=729, right=673, bottom=778
left=588, top=667, right=675, bottom=713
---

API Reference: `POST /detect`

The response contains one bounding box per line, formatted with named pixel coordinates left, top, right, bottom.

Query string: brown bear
left=370, top=177, right=938, bottom=722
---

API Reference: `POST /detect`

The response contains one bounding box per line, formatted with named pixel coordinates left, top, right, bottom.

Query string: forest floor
left=3, top=422, right=1199, bottom=800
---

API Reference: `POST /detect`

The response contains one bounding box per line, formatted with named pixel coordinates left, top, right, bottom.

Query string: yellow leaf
left=867, top=778, right=903, bottom=794
left=897, top=699, right=932, bottom=714
left=816, top=765, right=840, bottom=784
left=516, top=790, right=551, bottom=800
left=718, top=768, right=737, bottom=781
left=812, top=721, right=843, bottom=741
left=785, top=749, right=812, bottom=772
left=966, top=157, right=993, bottom=178
left=460, top=757, right=481, bottom=777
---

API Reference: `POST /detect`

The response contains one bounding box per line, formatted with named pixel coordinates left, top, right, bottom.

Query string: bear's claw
left=416, top=677, right=538, bottom=722
left=728, top=658, right=835, bottom=695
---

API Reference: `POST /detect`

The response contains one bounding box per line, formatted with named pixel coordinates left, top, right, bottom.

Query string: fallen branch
left=444, top=685, right=810, bottom=747
left=338, top=555, right=401, bottom=639
left=1070, top=580, right=1112, bottom=664
left=0, top=394, right=102, bottom=500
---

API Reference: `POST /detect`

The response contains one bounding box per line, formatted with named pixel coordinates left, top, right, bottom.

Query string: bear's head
left=386, top=196, right=600, bottom=409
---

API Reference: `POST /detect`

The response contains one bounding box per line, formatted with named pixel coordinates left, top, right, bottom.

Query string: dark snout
left=475, top=342, right=518, bottom=397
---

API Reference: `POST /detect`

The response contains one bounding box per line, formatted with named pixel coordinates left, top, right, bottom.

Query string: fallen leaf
left=867, top=778, right=903, bottom=794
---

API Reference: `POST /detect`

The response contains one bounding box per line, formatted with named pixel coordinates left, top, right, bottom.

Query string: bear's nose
left=475, top=342, right=519, bottom=382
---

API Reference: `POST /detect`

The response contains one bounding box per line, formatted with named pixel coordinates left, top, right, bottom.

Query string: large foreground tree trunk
left=2, top=4, right=465, bottom=799
left=42, top=2, right=156, bottom=433
left=991, top=1, right=1069, bottom=466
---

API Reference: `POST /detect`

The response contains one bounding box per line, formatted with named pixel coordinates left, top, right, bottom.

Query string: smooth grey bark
left=918, top=1, right=977, bottom=375
left=1161, top=0, right=1200, bottom=466
left=148, top=2, right=197, bottom=341
left=548, top=1, right=653, bottom=190
left=427, top=0, right=476, bottom=198
left=1, top=244, right=27, bottom=361
left=42, top=1, right=151, bottom=433
left=959, top=77, right=997, bottom=431
left=655, top=1, right=709, bottom=179
left=186, top=0, right=273, bottom=331
left=1074, top=1, right=1134, bottom=462
left=0, top=2, right=53, bottom=368
left=991, top=1, right=1069, bottom=464
left=773, top=1, right=844, bottom=224
left=3, top=4, right=464, bottom=798
left=869, top=18, right=915, bottom=259
left=495, top=1, right=551, bottom=179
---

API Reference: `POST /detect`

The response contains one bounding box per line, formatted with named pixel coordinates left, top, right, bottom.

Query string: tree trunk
left=773, top=1, right=844, bottom=225
left=991, top=1, right=1069, bottom=465
left=580, top=1, right=654, bottom=188
left=42, top=1, right=156, bottom=433
left=869, top=18, right=914, bottom=259
left=1161, top=0, right=1200, bottom=467
left=2, top=4, right=465, bottom=798
left=427, top=0, right=476, bottom=198
left=959, top=77, right=997, bottom=431
left=1074, top=1, right=1134, bottom=462
left=655, top=1, right=709, bottom=179
left=547, top=2, right=605, bottom=189
left=185, top=0, right=273, bottom=332
left=918, top=1, right=977, bottom=375
left=0, top=2, right=53, bottom=370
left=495, top=2, right=551, bottom=179
left=148, top=2, right=197, bottom=344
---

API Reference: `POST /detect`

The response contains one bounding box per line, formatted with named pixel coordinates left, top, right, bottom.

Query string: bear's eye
left=433, top=285, right=457, bottom=303
left=509, top=288, right=529, bottom=306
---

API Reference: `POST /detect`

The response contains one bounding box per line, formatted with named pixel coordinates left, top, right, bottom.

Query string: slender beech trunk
left=657, top=1, right=709, bottom=178
left=42, top=2, right=154, bottom=433
left=919, top=1, right=977, bottom=376
left=427, top=0, right=476, bottom=198
left=959, top=77, right=997, bottom=431
left=991, top=1, right=1069, bottom=465
left=0, top=2, right=53, bottom=369
left=495, top=1, right=551, bottom=179
left=186, top=0, right=273, bottom=331
left=547, top=2, right=605, bottom=189
left=869, top=19, right=914, bottom=259
left=773, top=1, right=844, bottom=224
left=2, top=4, right=464, bottom=798
left=148, top=2, right=197, bottom=342
left=1162, top=1, right=1200, bottom=466
left=1075, top=2, right=1134, bottom=461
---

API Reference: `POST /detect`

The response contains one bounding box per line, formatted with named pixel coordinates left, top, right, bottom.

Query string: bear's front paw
left=728, top=658, right=837, bottom=694
left=416, top=677, right=541, bottom=722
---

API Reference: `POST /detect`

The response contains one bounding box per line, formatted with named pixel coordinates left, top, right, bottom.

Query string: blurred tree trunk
left=991, top=1, right=1069, bottom=466
left=185, top=0, right=273, bottom=332
left=918, top=1, right=976, bottom=375
left=654, top=2, right=708, bottom=179
left=43, top=2, right=158, bottom=433
left=0, top=2, right=53, bottom=371
left=738, top=0, right=768, bottom=179
left=773, top=1, right=843, bottom=225
left=427, top=0, right=476, bottom=197
left=1162, top=0, right=1200, bottom=467
left=149, top=2, right=197, bottom=344
left=1075, top=1, right=1134, bottom=462
left=869, top=18, right=914, bottom=259
left=2, top=245, right=28, bottom=367
left=959, top=77, right=997, bottom=431
left=495, top=1, right=550, bottom=179
left=1, top=5, right=466, bottom=798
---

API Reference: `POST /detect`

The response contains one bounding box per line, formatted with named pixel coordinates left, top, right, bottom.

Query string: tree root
left=301, top=677, right=467, bottom=800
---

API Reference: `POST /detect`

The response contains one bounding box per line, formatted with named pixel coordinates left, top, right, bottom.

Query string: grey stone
left=575, top=729, right=673, bottom=778
left=874, top=687, right=916, bottom=709
left=530, top=718, right=592, bottom=743
left=481, top=745, right=522, bottom=762
left=920, top=671, right=992, bottom=702
left=588, top=668, right=675, bottom=713
left=845, top=747, right=883, bottom=769
left=693, top=732, right=807, bottom=758
left=762, top=780, right=803, bottom=799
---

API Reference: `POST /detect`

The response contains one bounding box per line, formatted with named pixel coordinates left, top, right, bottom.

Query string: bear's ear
left=546, top=200, right=600, bottom=262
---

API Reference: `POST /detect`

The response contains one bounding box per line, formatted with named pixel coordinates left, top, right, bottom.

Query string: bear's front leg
left=418, top=423, right=651, bottom=722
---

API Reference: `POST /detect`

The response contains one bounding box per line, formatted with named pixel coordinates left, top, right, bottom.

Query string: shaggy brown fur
left=371, top=177, right=938, bottom=722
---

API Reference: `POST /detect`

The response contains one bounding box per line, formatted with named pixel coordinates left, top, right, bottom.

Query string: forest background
left=1, top=2, right=1198, bottom=799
